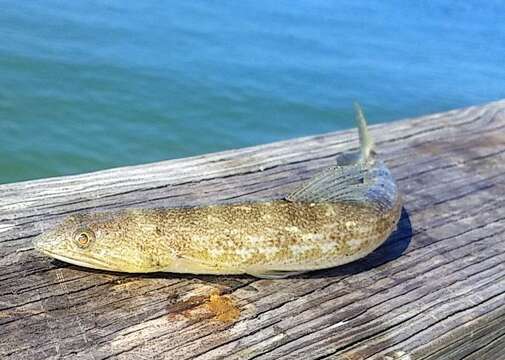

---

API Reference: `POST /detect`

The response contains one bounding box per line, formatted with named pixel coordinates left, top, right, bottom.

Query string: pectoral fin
left=287, top=103, right=376, bottom=205
left=286, top=162, right=369, bottom=204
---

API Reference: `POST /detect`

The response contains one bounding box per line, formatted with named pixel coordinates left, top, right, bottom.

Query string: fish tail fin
left=286, top=104, right=398, bottom=211
left=333, top=103, right=376, bottom=166
left=354, top=102, right=376, bottom=162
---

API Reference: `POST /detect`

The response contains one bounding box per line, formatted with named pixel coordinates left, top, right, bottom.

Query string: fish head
left=33, top=210, right=168, bottom=272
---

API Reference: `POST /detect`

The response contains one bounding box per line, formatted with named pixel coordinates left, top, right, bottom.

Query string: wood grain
left=1, top=100, right=505, bottom=359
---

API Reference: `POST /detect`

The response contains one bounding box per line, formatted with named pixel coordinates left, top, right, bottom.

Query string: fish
left=34, top=104, right=402, bottom=279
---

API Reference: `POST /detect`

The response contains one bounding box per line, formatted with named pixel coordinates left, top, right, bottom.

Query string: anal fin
left=247, top=269, right=306, bottom=279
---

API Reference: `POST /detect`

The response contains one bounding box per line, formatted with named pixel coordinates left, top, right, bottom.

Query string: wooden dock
left=1, top=100, right=505, bottom=359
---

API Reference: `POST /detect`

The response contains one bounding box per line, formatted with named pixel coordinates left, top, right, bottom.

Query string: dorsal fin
left=286, top=104, right=397, bottom=211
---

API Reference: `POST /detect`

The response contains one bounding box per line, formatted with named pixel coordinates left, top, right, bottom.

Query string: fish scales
left=167, top=200, right=399, bottom=270
left=64, top=200, right=399, bottom=273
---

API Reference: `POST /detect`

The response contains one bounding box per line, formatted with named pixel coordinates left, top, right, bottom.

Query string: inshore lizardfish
left=34, top=105, right=402, bottom=278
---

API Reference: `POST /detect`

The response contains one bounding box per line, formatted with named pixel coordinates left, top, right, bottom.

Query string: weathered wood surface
left=1, top=100, right=505, bottom=360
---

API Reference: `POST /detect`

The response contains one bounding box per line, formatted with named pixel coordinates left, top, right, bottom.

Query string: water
left=1, top=1, right=504, bottom=184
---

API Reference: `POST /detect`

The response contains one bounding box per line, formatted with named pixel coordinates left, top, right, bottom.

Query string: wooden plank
left=1, top=100, right=505, bottom=359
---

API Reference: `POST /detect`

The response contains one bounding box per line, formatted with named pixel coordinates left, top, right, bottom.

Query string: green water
left=1, top=1, right=504, bottom=184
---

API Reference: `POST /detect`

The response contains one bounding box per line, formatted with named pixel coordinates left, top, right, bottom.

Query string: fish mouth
left=34, top=235, right=119, bottom=271
left=38, top=248, right=110, bottom=270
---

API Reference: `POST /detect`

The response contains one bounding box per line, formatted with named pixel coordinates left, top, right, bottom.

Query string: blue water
left=1, top=1, right=504, bottom=184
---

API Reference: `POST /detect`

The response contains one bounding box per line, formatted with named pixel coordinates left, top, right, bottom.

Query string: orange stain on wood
left=167, top=289, right=241, bottom=323
left=205, top=292, right=240, bottom=322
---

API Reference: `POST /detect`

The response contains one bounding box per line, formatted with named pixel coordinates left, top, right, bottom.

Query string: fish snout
left=33, top=232, right=57, bottom=255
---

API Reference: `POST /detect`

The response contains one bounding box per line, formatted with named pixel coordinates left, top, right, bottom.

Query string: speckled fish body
left=36, top=198, right=400, bottom=276
left=34, top=105, right=402, bottom=278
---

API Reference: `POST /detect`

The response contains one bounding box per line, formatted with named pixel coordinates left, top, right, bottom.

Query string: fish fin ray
left=286, top=162, right=370, bottom=203
left=287, top=160, right=398, bottom=210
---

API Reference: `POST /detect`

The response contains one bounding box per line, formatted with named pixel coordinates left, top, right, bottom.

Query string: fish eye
left=73, top=228, right=95, bottom=248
